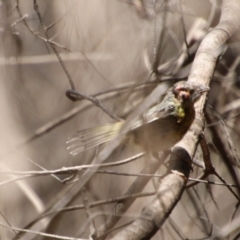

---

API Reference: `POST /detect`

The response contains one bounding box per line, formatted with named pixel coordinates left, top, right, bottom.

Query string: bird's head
left=172, top=81, right=210, bottom=103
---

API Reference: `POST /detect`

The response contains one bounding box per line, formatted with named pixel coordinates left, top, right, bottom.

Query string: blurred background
left=0, top=0, right=240, bottom=239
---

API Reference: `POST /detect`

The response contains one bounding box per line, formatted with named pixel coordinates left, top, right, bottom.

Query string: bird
left=67, top=81, right=209, bottom=156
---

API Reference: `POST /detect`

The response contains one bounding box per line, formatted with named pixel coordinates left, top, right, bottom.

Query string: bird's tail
left=67, top=122, right=124, bottom=156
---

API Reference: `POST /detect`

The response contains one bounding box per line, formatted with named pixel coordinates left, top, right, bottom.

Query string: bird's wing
left=66, top=122, right=123, bottom=155
left=128, top=103, right=170, bottom=130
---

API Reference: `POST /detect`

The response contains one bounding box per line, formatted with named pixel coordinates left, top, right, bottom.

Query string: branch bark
left=110, top=1, right=240, bottom=239
left=111, top=148, right=191, bottom=240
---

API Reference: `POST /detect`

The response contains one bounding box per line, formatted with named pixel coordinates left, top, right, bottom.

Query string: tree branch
left=110, top=1, right=240, bottom=239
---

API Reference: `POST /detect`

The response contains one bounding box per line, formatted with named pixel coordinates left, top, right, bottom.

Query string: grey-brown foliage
left=1, top=1, right=240, bottom=240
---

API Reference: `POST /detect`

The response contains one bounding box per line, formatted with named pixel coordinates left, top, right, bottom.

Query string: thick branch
left=110, top=1, right=240, bottom=239
left=111, top=148, right=191, bottom=240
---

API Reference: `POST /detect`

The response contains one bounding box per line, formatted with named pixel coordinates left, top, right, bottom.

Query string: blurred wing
left=129, top=103, right=168, bottom=130
left=67, top=122, right=123, bottom=156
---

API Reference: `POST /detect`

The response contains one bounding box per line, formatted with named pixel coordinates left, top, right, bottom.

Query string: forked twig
left=187, top=134, right=240, bottom=201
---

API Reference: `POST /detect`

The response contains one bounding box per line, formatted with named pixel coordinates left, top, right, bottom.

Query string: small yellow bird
left=67, top=81, right=209, bottom=156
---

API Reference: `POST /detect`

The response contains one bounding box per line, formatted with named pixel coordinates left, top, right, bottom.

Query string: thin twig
left=32, top=1, right=121, bottom=121
left=0, top=221, right=86, bottom=240
left=66, top=90, right=122, bottom=121
left=97, top=151, right=169, bottom=238
left=0, top=152, right=145, bottom=177
left=187, top=132, right=240, bottom=201
left=33, top=0, right=75, bottom=90
left=81, top=188, right=97, bottom=238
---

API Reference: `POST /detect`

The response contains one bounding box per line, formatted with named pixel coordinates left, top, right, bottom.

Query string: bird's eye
left=173, top=87, right=180, bottom=95
left=173, top=86, right=185, bottom=96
